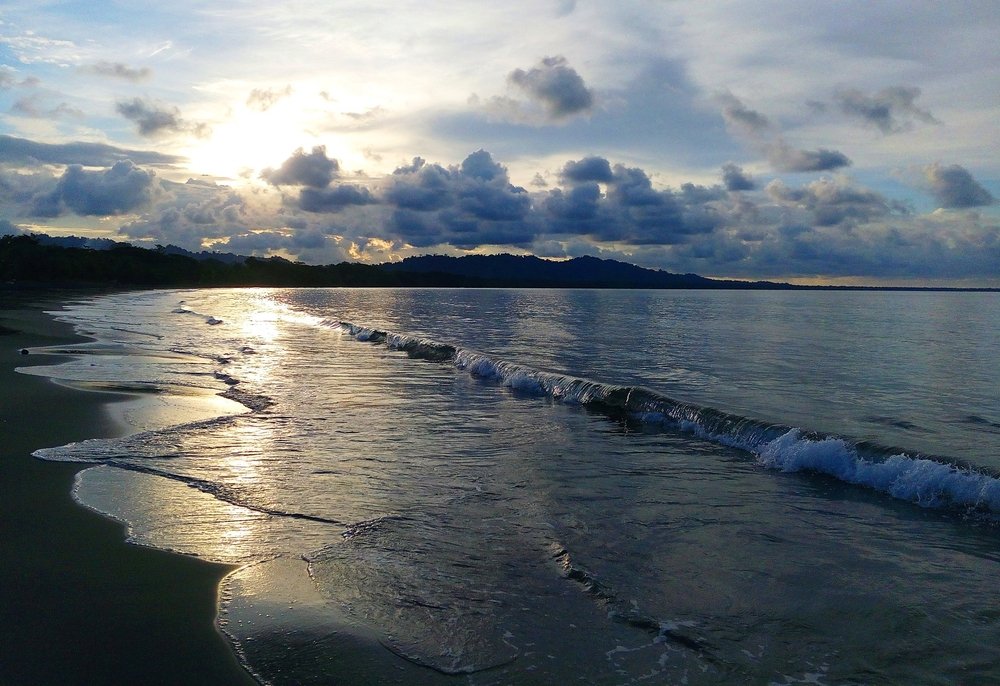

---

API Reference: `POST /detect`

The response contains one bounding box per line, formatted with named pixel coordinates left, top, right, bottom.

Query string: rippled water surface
left=21, top=288, right=1000, bottom=685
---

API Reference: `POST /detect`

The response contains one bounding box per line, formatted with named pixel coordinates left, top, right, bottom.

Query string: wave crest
left=337, top=320, right=1000, bottom=518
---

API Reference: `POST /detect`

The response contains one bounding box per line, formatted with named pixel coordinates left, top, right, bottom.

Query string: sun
left=181, top=95, right=326, bottom=182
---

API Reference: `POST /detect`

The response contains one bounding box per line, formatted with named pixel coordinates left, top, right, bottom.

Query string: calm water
left=20, top=288, right=1000, bottom=685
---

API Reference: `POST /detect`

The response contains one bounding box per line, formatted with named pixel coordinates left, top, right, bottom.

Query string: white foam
left=758, top=429, right=1000, bottom=512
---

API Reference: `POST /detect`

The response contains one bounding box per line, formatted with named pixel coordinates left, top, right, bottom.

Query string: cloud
left=385, top=158, right=454, bottom=211
left=833, top=86, right=940, bottom=134
left=299, top=184, right=376, bottom=212
left=11, top=141, right=995, bottom=284
left=721, top=162, right=755, bottom=191
left=923, top=163, right=996, bottom=208
left=383, top=150, right=534, bottom=247
left=116, top=98, right=210, bottom=138
left=261, top=146, right=339, bottom=188
left=246, top=85, right=292, bottom=112
left=31, top=160, right=158, bottom=217
left=766, top=177, right=906, bottom=227
left=460, top=148, right=506, bottom=181
left=10, top=95, right=83, bottom=119
left=0, top=134, right=181, bottom=167
left=118, top=178, right=286, bottom=249
left=561, top=156, right=614, bottom=183
left=222, top=229, right=343, bottom=258
left=717, top=93, right=851, bottom=173
left=0, top=218, right=23, bottom=235
left=201, top=151, right=1000, bottom=282
left=717, top=92, right=772, bottom=136
left=507, top=56, right=594, bottom=121
left=85, top=61, right=151, bottom=82
left=767, top=142, right=852, bottom=173
left=353, top=152, right=727, bottom=251
left=555, top=0, right=577, bottom=17
left=544, top=183, right=602, bottom=223
left=545, top=157, right=722, bottom=244
left=1, top=68, right=43, bottom=91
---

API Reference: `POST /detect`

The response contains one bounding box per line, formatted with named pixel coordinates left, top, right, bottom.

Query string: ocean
left=19, top=287, right=1000, bottom=685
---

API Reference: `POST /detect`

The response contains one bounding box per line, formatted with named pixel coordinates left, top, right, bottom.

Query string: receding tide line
left=549, top=544, right=719, bottom=662
left=105, top=460, right=345, bottom=526
left=335, top=320, right=1000, bottom=519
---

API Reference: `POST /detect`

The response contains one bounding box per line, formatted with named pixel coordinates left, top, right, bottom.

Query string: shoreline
left=0, top=293, right=257, bottom=686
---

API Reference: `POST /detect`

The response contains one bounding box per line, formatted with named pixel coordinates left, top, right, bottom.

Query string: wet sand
left=0, top=292, right=257, bottom=685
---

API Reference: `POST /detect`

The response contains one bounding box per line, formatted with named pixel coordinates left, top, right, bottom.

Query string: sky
left=1, top=1, right=998, bottom=286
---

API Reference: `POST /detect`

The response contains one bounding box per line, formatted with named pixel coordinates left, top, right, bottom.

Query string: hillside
left=380, top=253, right=781, bottom=289
left=2, top=234, right=782, bottom=289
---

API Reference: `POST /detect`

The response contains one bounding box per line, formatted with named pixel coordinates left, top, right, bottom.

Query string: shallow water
left=21, top=287, right=1000, bottom=684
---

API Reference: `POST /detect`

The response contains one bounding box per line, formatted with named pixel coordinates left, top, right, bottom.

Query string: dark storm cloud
left=833, top=86, right=940, bottom=134
left=246, top=85, right=292, bottom=112
left=460, top=149, right=506, bottom=181
left=608, top=165, right=665, bottom=206
left=544, top=183, right=602, bottom=222
left=767, top=142, right=851, bottom=173
left=382, top=150, right=534, bottom=247
left=604, top=170, right=691, bottom=243
left=85, top=61, right=151, bottom=82
left=923, top=163, right=996, bottom=208
left=0, top=167, right=57, bottom=214
left=116, top=97, right=210, bottom=138
left=384, top=151, right=531, bottom=222
left=31, top=160, right=157, bottom=216
left=385, top=158, right=456, bottom=211
left=508, top=56, right=594, bottom=120
left=299, top=184, right=376, bottom=212
left=561, top=156, right=614, bottom=183
left=543, top=157, right=721, bottom=244
left=457, top=178, right=531, bottom=221
left=0, top=134, right=180, bottom=167
left=386, top=209, right=440, bottom=247
left=721, top=162, right=755, bottom=191
left=261, top=146, right=339, bottom=188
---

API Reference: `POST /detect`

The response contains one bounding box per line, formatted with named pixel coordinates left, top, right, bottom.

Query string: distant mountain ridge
left=4, top=233, right=786, bottom=289
left=380, top=253, right=780, bottom=289
left=32, top=234, right=247, bottom=265
left=3, top=234, right=995, bottom=291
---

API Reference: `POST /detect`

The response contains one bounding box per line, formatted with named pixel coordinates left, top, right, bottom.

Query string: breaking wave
left=337, top=320, right=1000, bottom=518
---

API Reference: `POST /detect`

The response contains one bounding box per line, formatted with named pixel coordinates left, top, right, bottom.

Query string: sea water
left=18, top=288, right=1000, bottom=684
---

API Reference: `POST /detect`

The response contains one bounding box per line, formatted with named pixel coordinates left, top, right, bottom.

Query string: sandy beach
left=0, top=292, right=256, bottom=686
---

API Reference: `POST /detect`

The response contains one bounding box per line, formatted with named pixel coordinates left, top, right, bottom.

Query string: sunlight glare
left=183, top=97, right=325, bottom=181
